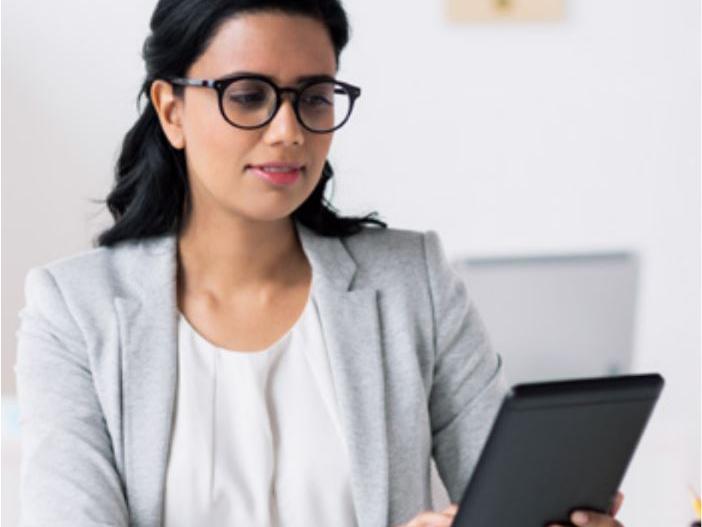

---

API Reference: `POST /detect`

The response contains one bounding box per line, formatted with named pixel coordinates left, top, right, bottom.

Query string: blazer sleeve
left=14, top=266, right=129, bottom=527
left=422, top=230, right=510, bottom=504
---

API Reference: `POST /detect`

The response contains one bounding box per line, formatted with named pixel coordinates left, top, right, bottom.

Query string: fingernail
left=571, top=511, right=589, bottom=525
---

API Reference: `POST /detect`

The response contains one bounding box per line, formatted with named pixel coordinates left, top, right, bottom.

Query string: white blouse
left=163, top=290, right=357, bottom=527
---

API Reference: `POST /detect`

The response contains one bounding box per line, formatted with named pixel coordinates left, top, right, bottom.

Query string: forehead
left=188, top=12, right=337, bottom=83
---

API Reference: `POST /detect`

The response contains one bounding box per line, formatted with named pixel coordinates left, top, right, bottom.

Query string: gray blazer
left=15, top=220, right=508, bottom=527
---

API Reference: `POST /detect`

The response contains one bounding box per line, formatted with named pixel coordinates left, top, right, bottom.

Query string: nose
left=262, top=95, right=304, bottom=146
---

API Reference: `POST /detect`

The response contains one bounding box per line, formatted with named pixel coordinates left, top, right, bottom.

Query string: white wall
left=2, top=1, right=699, bottom=526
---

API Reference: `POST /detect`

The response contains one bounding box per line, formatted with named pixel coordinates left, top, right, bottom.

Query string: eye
left=228, top=91, right=267, bottom=106
left=224, top=79, right=273, bottom=109
left=300, top=83, right=337, bottom=108
left=302, top=93, right=333, bottom=107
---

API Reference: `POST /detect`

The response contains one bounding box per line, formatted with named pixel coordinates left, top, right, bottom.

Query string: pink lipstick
left=248, top=163, right=304, bottom=186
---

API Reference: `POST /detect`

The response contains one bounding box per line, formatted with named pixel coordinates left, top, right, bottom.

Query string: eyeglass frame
left=166, top=73, right=361, bottom=134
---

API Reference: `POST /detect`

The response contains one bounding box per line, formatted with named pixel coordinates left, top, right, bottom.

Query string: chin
left=232, top=203, right=302, bottom=224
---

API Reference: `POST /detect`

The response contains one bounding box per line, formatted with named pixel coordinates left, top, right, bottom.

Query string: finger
left=439, top=503, right=459, bottom=517
left=405, top=511, right=455, bottom=527
left=609, top=491, right=624, bottom=516
left=570, top=510, right=624, bottom=527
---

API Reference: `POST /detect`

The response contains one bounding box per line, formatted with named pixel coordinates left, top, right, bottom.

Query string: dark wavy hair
left=96, top=0, right=386, bottom=248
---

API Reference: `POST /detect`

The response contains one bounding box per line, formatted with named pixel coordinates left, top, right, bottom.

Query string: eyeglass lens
left=222, top=79, right=352, bottom=131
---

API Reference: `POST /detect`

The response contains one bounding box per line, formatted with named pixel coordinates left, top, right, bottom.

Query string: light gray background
left=2, top=1, right=700, bottom=526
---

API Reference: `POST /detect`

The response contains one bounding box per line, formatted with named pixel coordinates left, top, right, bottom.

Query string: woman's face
left=153, top=12, right=337, bottom=224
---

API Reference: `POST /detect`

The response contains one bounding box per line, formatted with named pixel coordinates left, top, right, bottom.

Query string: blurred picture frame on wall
left=446, top=0, right=564, bottom=22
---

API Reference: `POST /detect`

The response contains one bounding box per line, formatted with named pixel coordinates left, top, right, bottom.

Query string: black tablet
left=453, top=373, right=664, bottom=527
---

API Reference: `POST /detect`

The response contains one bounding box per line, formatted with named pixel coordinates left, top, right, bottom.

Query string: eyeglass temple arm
left=168, top=77, right=216, bottom=88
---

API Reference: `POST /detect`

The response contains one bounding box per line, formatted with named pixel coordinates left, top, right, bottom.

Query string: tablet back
left=453, top=374, right=663, bottom=526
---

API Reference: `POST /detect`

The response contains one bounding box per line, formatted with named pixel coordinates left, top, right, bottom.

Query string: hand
left=548, top=491, right=625, bottom=527
left=394, top=503, right=459, bottom=527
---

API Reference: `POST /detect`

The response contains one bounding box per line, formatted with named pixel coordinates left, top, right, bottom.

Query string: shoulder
left=341, top=225, right=424, bottom=254
left=22, top=235, right=173, bottom=309
left=338, top=225, right=450, bottom=287
left=341, top=224, right=447, bottom=259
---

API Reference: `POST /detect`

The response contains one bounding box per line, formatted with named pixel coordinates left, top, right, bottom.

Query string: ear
left=150, top=79, right=185, bottom=150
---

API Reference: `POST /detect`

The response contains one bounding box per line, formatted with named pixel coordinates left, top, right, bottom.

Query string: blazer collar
left=121, top=219, right=356, bottom=297
left=114, top=220, right=389, bottom=527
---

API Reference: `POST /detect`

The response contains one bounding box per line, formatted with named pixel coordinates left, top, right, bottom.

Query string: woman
left=14, top=1, right=624, bottom=526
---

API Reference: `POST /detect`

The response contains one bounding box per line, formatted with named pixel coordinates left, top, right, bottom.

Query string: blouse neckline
left=178, top=293, right=313, bottom=357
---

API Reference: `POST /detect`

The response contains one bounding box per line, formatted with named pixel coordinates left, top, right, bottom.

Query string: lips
left=248, top=162, right=305, bottom=171
left=247, top=163, right=304, bottom=186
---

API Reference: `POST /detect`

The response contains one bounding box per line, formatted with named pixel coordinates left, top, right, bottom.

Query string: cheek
left=308, top=134, right=334, bottom=175
left=184, top=111, right=257, bottom=183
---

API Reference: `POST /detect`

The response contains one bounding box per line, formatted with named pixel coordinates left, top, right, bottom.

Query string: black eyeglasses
left=167, top=73, right=361, bottom=134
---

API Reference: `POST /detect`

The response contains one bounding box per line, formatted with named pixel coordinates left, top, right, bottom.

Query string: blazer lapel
left=296, top=221, right=390, bottom=527
left=115, top=235, right=179, bottom=527
left=116, top=224, right=390, bottom=527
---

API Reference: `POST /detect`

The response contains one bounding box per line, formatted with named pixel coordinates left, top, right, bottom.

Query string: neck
left=176, top=211, right=308, bottom=302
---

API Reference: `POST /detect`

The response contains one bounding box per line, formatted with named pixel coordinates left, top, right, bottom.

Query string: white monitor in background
left=452, top=252, right=639, bottom=386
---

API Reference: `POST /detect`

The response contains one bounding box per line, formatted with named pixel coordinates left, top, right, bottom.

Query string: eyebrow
left=217, top=70, right=335, bottom=84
